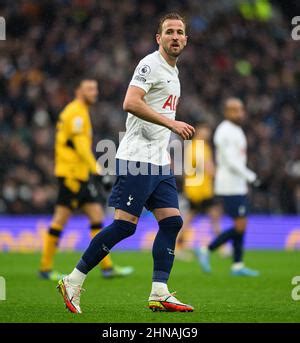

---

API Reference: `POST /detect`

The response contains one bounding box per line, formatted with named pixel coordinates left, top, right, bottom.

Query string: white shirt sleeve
left=215, top=129, right=257, bottom=183
left=129, top=57, right=157, bottom=93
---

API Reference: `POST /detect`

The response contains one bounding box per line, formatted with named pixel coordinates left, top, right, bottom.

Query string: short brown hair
left=74, top=77, right=97, bottom=90
left=157, top=12, right=186, bottom=34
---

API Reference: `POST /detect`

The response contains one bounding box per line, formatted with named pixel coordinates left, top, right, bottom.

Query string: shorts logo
left=127, top=195, right=134, bottom=206
left=238, top=205, right=246, bottom=216
left=88, top=183, right=98, bottom=197
left=167, top=248, right=175, bottom=255
left=138, top=64, right=151, bottom=77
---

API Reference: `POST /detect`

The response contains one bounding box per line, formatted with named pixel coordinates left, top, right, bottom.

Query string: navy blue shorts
left=218, top=195, right=249, bottom=218
left=108, top=160, right=179, bottom=217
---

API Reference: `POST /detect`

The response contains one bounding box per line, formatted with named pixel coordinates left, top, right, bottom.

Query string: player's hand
left=93, top=174, right=115, bottom=192
left=252, top=178, right=262, bottom=188
left=252, top=178, right=269, bottom=190
left=169, top=120, right=195, bottom=140
left=247, top=170, right=257, bottom=184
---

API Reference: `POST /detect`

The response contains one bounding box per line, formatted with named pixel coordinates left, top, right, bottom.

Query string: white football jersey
left=116, top=51, right=180, bottom=165
left=214, top=120, right=256, bottom=195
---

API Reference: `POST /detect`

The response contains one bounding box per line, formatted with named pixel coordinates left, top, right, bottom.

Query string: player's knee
left=50, top=218, right=66, bottom=231
left=114, top=209, right=139, bottom=224
left=114, top=219, right=137, bottom=238
left=159, top=215, right=183, bottom=234
left=209, top=206, right=222, bottom=220
left=88, top=214, right=102, bottom=224
left=52, top=210, right=70, bottom=227
left=51, top=217, right=67, bottom=228
left=234, top=217, right=247, bottom=233
left=85, top=206, right=104, bottom=223
left=234, top=223, right=246, bottom=233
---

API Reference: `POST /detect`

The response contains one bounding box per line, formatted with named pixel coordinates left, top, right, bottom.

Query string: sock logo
left=167, top=248, right=175, bottom=255
left=238, top=205, right=246, bottom=216
left=102, top=244, right=110, bottom=253
left=126, top=194, right=134, bottom=206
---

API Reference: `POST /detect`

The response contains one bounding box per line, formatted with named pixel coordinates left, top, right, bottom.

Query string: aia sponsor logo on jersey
left=162, top=95, right=179, bottom=111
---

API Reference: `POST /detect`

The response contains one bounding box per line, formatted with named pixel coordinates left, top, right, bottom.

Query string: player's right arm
left=72, top=134, right=98, bottom=174
left=123, top=86, right=194, bottom=140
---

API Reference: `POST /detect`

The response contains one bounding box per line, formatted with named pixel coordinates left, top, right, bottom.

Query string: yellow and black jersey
left=184, top=140, right=214, bottom=203
left=54, top=99, right=98, bottom=183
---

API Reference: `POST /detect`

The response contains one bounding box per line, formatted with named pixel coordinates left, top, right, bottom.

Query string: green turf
left=0, top=250, right=299, bottom=323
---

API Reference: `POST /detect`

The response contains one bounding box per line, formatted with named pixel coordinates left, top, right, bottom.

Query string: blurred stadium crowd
left=0, top=0, right=299, bottom=214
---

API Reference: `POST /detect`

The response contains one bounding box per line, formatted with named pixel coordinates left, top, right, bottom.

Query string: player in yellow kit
left=177, top=121, right=223, bottom=260
left=39, top=78, right=133, bottom=280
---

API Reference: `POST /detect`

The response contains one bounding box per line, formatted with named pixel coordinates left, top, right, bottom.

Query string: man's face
left=78, top=80, right=98, bottom=105
left=225, top=99, right=246, bottom=125
left=156, top=19, right=187, bottom=58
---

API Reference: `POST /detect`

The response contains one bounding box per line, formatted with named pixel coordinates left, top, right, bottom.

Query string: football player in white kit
left=57, top=13, right=195, bottom=313
left=198, top=98, right=259, bottom=277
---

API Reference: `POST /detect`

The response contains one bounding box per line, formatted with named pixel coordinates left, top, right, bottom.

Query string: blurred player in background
left=198, top=98, right=259, bottom=276
left=57, top=13, right=195, bottom=314
left=176, top=121, right=225, bottom=261
left=39, top=79, right=133, bottom=280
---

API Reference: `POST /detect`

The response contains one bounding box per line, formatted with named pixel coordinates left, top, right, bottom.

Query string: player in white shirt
left=57, top=13, right=195, bottom=313
left=116, top=50, right=181, bottom=166
left=198, top=98, right=259, bottom=277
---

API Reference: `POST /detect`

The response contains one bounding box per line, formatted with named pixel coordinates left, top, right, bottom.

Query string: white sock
left=151, top=282, right=169, bottom=296
left=200, top=246, right=208, bottom=253
left=231, top=262, right=244, bottom=271
left=68, top=268, right=87, bottom=287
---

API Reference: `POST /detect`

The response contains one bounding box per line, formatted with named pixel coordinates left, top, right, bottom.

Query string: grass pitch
left=0, top=250, right=299, bottom=323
